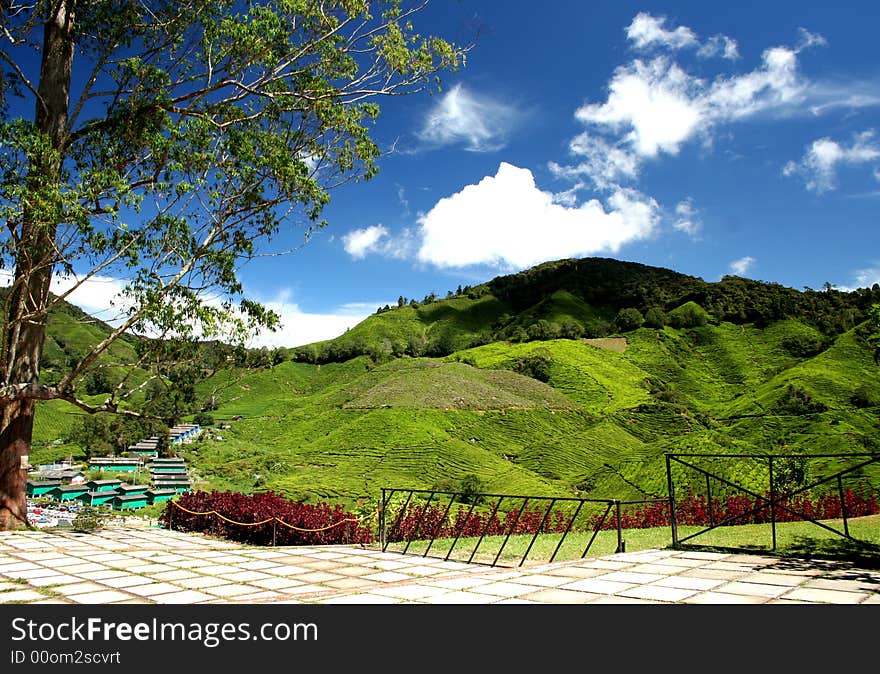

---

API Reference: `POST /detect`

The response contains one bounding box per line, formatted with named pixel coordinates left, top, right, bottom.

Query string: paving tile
left=542, top=566, right=607, bottom=579
left=576, top=559, right=635, bottom=571
left=630, top=563, right=692, bottom=575
left=395, top=565, right=447, bottom=577
left=782, top=587, right=868, bottom=604
left=676, top=551, right=731, bottom=561
left=715, top=582, right=789, bottom=598
left=318, top=593, right=404, bottom=604
left=427, top=577, right=494, bottom=590
left=68, top=590, right=134, bottom=604
left=595, top=571, right=667, bottom=584
left=0, top=562, right=41, bottom=573
left=77, top=570, right=129, bottom=581
left=231, top=591, right=283, bottom=603
left=589, top=595, right=661, bottom=604
left=684, top=592, right=768, bottom=604
left=294, top=571, right=345, bottom=584
left=296, top=560, right=344, bottom=571
left=738, top=572, right=807, bottom=587
left=421, top=590, right=503, bottom=604
left=123, top=563, right=176, bottom=574
left=651, top=576, right=726, bottom=591
left=519, top=588, right=601, bottom=604
left=202, top=584, right=261, bottom=598
left=151, top=590, right=215, bottom=604
left=176, top=576, right=232, bottom=589
left=861, top=594, right=880, bottom=605
left=323, top=577, right=377, bottom=591
left=25, top=574, right=82, bottom=587
left=619, top=585, right=698, bottom=602
left=560, top=578, right=635, bottom=594
left=659, top=557, right=712, bottom=568
left=276, top=584, right=328, bottom=596
left=477, top=581, right=538, bottom=598
left=151, top=570, right=200, bottom=582
left=680, top=568, right=747, bottom=581
left=803, top=578, right=880, bottom=593
left=251, top=577, right=308, bottom=591
left=98, top=575, right=155, bottom=589
left=124, top=582, right=186, bottom=598
left=372, top=584, right=451, bottom=600
left=237, top=560, right=284, bottom=571
left=52, top=582, right=108, bottom=596
left=702, top=562, right=758, bottom=572
left=0, top=589, right=44, bottom=603
left=509, top=574, right=572, bottom=588
left=371, top=560, right=411, bottom=571
left=218, top=570, right=275, bottom=582
left=363, top=571, right=412, bottom=583
left=5, top=567, right=60, bottom=580
left=62, top=563, right=108, bottom=574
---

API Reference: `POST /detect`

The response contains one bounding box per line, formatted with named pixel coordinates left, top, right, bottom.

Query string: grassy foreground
left=383, top=514, right=880, bottom=568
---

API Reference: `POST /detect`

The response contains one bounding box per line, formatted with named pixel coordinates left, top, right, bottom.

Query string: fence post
left=614, top=500, right=625, bottom=553
left=769, top=456, right=776, bottom=550
left=379, top=489, right=386, bottom=549
left=272, top=519, right=277, bottom=547
left=167, top=503, right=172, bottom=530
left=666, top=454, right=679, bottom=547
left=837, top=476, right=849, bottom=538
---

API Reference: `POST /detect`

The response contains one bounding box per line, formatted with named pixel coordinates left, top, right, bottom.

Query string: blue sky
left=53, top=2, right=880, bottom=346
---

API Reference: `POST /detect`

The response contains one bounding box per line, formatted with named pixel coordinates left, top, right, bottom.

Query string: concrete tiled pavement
left=0, top=526, right=878, bottom=605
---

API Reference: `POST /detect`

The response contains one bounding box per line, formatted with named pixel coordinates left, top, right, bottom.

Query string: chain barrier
left=168, top=499, right=378, bottom=532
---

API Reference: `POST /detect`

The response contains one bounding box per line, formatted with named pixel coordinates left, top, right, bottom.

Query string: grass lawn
left=382, top=514, right=880, bottom=568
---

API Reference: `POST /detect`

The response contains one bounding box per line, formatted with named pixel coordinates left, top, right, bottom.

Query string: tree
left=615, top=307, right=644, bottom=332
left=0, top=1, right=462, bottom=528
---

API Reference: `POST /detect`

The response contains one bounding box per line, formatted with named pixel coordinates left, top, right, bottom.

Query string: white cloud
left=245, top=292, right=377, bottom=348
left=698, top=35, right=740, bottom=61
left=342, top=225, right=390, bottom=259
left=729, top=256, right=755, bottom=276
left=626, top=12, right=698, bottom=51
left=573, top=29, right=828, bottom=164
left=548, top=133, right=641, bottom=190
left=852, top=267, right=880, bottom=289
left=575, top=57, right=704, bottom=157
left=673, top=198, right=702, bottom=237
left=417, top=83, right=518, bottom=152
left=784, top=131, right=880, bottom=192
left=415, top=162, right=658, bottom=269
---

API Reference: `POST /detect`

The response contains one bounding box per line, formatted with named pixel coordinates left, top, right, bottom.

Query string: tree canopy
left=0, top=0, right=462, bottom=528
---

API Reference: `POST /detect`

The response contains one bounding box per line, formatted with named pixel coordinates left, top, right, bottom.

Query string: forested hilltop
left=293, top=257, right=880, bottom=364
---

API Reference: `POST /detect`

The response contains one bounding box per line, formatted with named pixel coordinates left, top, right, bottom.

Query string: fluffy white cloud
left=548, top=133, right=640, bottom=190
left=784, top=131, right=880, bottom=192
left=575, top=58, right=703, bottom=158
left=575, top=43, right=813, bottom=161
left=698, top=34, right=740, bottom=61
left=673, top=198, right=702, bottom=237
left=729, top=256, right=755, bottom=276
left=415, top=163, right=658, bottom=269
left=626, top=12, right=697, bottom=51
left=342, top=225, right=390, bottom=259
left=417, top=83, right=518, bottom=152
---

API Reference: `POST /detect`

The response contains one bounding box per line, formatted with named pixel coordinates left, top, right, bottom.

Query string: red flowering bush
left=161, top=490, right=374, bottom=545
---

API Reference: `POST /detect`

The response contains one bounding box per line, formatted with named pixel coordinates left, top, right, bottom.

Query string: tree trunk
left=0, top=2, right=74, bottom=530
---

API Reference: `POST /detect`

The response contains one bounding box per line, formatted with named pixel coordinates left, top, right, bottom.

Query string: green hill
left=22, top=256, right=880, bottom=508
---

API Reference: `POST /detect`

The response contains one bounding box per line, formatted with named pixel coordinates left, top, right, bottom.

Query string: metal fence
left=665, top=452, right=880, bottom=550
left=379, top=488, right=666, bottom=568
